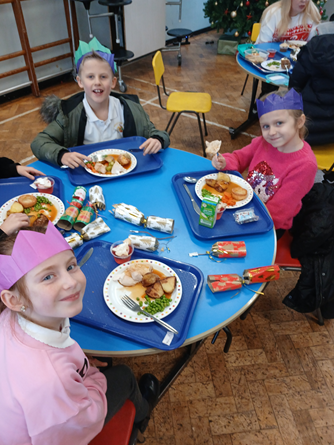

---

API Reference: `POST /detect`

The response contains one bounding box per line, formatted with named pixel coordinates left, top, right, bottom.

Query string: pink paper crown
left=256, top=88, right=303, bottom=118
left=0, top=222, right=71, bottom=293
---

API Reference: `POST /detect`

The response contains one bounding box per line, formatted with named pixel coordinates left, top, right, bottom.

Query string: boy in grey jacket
left=31, top=41, right=169, bottom=169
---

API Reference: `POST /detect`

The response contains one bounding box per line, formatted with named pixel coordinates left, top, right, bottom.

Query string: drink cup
left=36, top=177, right=55, bottom=194
left=111, top=240, right=133, bottom=264
left=268, top=48, right=276, bottom=58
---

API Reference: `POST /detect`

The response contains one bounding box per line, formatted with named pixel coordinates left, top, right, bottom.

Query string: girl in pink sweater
left=0, top=223, right=157, bottom=444
left=212, top=89, right=317, bottom=238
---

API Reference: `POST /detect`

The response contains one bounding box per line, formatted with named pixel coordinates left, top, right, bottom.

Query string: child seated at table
left=0, top=157, right=44, bottom=238
left=0, top=222, right=159, bottom=443
left=31, top=38, right=170, bottom=169
left=212, top=88, right=317, bottom=239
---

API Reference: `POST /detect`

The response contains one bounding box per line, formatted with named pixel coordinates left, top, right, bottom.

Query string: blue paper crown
left=256, top=88, right=303, bottom=118
left=75, top=37, right=116, bottom=74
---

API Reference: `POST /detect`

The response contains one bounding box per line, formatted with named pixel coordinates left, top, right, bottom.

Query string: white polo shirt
left=83, top=95, right=125, bottom=145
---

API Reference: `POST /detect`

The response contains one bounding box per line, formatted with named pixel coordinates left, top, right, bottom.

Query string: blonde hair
left=261, top=0, right=320, bottom=39
left=78, top=50, right=113, bottom=77
left=259, top=89, right=308, bottom=139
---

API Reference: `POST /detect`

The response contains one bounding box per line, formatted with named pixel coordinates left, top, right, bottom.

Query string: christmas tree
left=203, top=0, right=328, bottom=41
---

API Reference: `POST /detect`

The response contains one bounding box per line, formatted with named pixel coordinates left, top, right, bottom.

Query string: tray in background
left=73, top=241, right=204, bottom=351
left=65, top=137, right=163, bottom=186
left=0, top=175, right=64, bottom=206
left=172, top=170, right=273, bottom=240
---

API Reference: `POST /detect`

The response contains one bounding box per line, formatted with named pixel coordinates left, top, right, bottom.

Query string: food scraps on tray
left=6, top=194, right=55, bottom=227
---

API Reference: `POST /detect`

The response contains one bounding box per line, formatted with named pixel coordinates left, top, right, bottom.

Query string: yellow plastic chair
left=312, top=144, right=334, bottom=171
left=241, top=23, right=261, bottom=96
left=152, top=51, right=212, bottom=157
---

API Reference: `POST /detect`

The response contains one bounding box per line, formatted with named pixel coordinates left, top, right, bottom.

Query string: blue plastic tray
left=0, top=175, right=64, bottom=206
left=73, top=240, right=204, bottom=350
left=65, top=137, right=163, bottom=186
left=172, top=170, right=273, bottom=240
left=240, top=45, right=295, bottom=74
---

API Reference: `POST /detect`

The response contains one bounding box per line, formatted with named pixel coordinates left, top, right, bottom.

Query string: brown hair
left=77, top=50, right=113, bottom=77
left=261, top=0, right=320, bottom=40
left=0, top=227, right=46, bottom=314
left=259, top=89, right=308, bottom=139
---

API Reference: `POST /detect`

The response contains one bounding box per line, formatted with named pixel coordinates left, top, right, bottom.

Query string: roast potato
left=142, top=273, right=160, bottom=288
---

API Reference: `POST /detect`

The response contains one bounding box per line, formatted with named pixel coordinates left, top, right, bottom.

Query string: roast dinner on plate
left=4, top=194, right=57, bottom=227
left=203, top=172, right=248, bottom=207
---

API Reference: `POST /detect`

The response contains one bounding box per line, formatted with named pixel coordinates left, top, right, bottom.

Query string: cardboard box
left=199, top=195, right=220, bottom=228
left=217, top=34, right=239, bottom=55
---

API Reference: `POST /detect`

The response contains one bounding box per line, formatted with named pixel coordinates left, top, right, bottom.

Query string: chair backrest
left=251, top=23, right=261, bottom=42
left=275, top=231, right=301, bottom=270
left=152, top=51, right=165, bottom=86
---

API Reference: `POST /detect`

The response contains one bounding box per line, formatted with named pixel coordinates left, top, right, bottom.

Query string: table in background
left=229, top=42, right=290, bottom=139
left=31, top=147, right=276, bottom=394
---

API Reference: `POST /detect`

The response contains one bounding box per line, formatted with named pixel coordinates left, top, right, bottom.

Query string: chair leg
left=241, top=74, right=249, bottom=96
left=196, top=113, right=206, bottom=157
left=202, top=113, right=208, bottom=136
left=316, top=307, right=324, bottom=326
left=165, top=113, right=175, bottom=133
left=168, top=113, right=181, bottom=136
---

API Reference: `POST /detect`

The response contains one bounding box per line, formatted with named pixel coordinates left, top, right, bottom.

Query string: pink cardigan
left=223, top=137, right=317, bottom=230
left=0, top=309, right=107, bottom=445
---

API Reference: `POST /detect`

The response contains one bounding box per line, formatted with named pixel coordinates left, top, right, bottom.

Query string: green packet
left=199, top=195, right=220, bottom=229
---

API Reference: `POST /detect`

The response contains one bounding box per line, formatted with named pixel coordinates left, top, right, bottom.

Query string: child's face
left=77, top=58, right=117, bottom=109
left=290, top=0, right=308, bottom=16
left=260, top=109, right=304, bottom=152
left=22, top=250, right=86, bottom=330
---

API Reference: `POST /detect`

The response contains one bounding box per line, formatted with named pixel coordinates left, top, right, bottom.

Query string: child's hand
left=86, top=354, right=108, bottom=368
left=16, top=165, right=45, bottom=180
left=139, top=138, right=162, bottom=156
left=212, top=153, right=226, bottom=171
left=0, top=213, right=30, bottom=236
left=61, top=152, right=91, bottom=169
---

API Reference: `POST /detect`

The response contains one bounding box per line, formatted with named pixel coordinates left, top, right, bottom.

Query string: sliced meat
left=206, top=179, right=217, bottom=188
left=94, top=162, right=107, bottom=174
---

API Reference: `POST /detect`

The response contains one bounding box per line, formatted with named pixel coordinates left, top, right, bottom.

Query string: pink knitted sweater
left=223, top=137, right=317, bottom=230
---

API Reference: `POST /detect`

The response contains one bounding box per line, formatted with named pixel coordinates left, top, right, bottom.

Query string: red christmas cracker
left=212, top=241, right=246, bottom=258
left=207, top=274, right=243, bottom=293
left=243, top=265, right=280, bottom=284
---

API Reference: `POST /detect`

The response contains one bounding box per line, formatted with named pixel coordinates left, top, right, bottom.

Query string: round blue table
left=31, top=147, right=276, bottom=356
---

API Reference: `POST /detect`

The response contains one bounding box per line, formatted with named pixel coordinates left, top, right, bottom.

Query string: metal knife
left=183, top=184, right=200, bottom=215
left=78, top=247, right=93, bottom=268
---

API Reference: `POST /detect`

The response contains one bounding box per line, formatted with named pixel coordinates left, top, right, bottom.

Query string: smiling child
left=31, top=38, right=169, bottom=168
left=212, top=89, right=317, bottom=238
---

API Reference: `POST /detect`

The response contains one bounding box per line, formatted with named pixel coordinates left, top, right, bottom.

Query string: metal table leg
left=229, top=78, right=259, bottom=139
left=158, top=339, right=204, bottom=400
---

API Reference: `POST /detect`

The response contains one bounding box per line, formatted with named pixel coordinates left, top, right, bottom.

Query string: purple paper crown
left=76, top=51, right=115, bottom=74
left=256, top=88, right=303, bottom=118
left=0, top=222, right=71, bottom=293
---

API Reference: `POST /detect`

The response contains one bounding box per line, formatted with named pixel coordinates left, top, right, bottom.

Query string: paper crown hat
left=0, top=222, right=71, bottom=293
left=256, top=88, right=303, bottom=118
left=75, top=37, right=116, bottom=73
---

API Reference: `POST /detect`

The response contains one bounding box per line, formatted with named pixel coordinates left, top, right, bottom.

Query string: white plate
left=195, top=173, right=253, bottom=209
left=0, top=193, right=65, bottom=226
left=287, top=40, right=307, bottom=48
left=85, top=149, right=137, bottom=178
left=103, top=259, right=183, bottom=324
left=261, top=60, right=285, bottom=72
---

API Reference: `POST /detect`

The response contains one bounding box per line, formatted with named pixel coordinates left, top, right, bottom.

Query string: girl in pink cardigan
left=0, top=223, right=156, bottom=444
left=212, top=89, right=317, bottom=239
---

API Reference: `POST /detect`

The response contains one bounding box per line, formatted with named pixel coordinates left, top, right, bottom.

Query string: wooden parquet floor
left=1, top=30, right=333, bottom=445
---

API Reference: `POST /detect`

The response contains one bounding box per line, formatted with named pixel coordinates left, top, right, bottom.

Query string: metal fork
left=121, top=295, right=178, bottom=334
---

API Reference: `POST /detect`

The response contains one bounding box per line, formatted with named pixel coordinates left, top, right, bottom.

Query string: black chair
left=73, top=0, right=134, bottom=92
left=165, top=28, right=192, bottom=66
